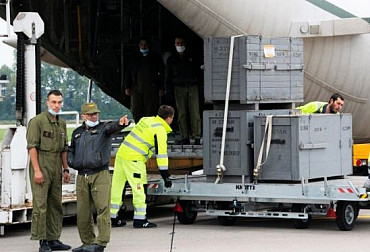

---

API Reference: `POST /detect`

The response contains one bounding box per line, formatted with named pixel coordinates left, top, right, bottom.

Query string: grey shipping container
left=253, top=114, right=352, bottom=181
left=203, top=109, right=292, bottom=181
left=204, top=36, right=304, bottom=103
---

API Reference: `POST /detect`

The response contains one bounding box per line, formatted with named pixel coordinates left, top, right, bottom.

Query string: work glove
left=160, top=170, right=172, bottom=188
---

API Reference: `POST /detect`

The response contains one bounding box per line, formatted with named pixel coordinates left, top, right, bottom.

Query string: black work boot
left=133, top=219, right=157, bottom=228
left=39, top=240, right=52, bottom=252
left=48, top=240, right=71, bottom=251
left=81, top=243, right=105, bottom=252
left=111, top=217, right=126, bottom=227
left=72, top=244, right=87, bottom=252
left=176, top=138, right=190, bottom=145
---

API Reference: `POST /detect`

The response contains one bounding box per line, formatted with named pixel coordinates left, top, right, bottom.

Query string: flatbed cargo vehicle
left=147, top=175, right=370, bottom=231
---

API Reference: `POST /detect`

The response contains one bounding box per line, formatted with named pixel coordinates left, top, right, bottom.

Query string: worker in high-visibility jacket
left=296, top=93, right=344, bottom=114
left=110, top=105, right=174, bottom=228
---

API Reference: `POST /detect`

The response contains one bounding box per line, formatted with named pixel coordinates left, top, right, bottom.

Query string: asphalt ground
left=1, top=205, right=370, bottom=252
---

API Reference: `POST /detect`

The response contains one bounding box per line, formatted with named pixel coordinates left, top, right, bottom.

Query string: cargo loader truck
left=146, top=35, right=370, bottom=231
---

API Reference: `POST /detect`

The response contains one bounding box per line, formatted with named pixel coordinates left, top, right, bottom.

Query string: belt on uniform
left=38, top=150, right=64, bottom=154
left=77, top=166, right=108, bottom=175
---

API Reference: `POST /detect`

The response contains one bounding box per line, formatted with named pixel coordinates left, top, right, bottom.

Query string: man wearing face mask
left=67, top=102, right=130, bottom=252
left=165, top=36, right=202, bottom=145
left=124, top=37, right=165, bottom=123
left=26, top=90, right=71, bottom=252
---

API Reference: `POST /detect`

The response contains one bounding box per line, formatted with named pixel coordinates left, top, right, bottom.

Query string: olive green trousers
left=76, top=169, right=111, bottom=246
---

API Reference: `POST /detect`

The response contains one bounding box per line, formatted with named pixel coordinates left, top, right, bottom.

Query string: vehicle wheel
left=218, top=216, right=237, bottom=226
left=177, top=200, right=197, bottom=224
left=354, top=165, right=368, bottom=176
left=355, top=208, right=360, bottom=219
left=361, top=165, right=369, bottom=176
left=291, top=204, right=311, bottom=229
left=336, top=201, right=358, bottom=231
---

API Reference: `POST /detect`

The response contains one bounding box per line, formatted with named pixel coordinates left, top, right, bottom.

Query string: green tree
left=90, top=84, right=132, bottom=120
left=0, top=62, right=131, bottom=122
left=0, top=64, right=16, bottom=121
left=40, top=62, right=131, bottom=120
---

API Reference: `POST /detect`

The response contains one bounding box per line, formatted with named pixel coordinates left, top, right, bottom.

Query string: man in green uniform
left=297, top=93, right=344, bottom=114
left=68, top=102, right=130, bottom=252
left=165, top=36, right=201, bottom=145
left=27, top=90, right=71, bottom=252
left=110, top=105, right=174, bottom=228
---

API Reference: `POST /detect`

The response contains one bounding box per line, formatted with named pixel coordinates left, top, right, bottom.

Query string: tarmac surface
left=1, top=204, right=370, bottom=252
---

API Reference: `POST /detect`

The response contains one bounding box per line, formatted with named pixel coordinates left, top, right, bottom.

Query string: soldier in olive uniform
left=27, top=90, right=71, bottom=252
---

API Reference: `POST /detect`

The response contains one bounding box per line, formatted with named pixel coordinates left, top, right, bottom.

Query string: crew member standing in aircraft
left=110, top=105, right=174, bottom=228
left=26, top=90, right=71, bottom=252
left=68, top=102, right=130, bottom=252
left=124, top=37, right=165, bottom=123
left=296, top=93, right=344, bottom=114
left=165, top=36, right=202, bottom=145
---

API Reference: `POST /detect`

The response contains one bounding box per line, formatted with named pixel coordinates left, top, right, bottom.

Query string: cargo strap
left=215, top=35, right=243, bottom=184
left=253, top=115, right=273, bottom=182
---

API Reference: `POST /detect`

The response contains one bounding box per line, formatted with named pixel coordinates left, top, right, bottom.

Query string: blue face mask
left=48, top=108, right=60, bottom=116
left=85, top=120, right=99, bottom=127
left=140, top=48, right=149, bottom=56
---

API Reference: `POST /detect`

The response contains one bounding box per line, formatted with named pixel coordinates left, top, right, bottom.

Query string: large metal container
left=203, top=109, right=292, bottom=181
left=158, top=0, right=370, bottom=142
left=253, top=114, right=352, bottom=181
left=204, top=36, right=304, bottom=103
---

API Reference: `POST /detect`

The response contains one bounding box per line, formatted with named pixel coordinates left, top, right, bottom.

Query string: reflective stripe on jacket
left=116, top=115, right=172, bottom=170
left=297, top=101, right=327, bottom=114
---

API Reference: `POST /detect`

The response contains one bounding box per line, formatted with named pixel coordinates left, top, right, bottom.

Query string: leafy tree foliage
left=0, top=64, right=16, bottom=120
left=0, top=62, right=132, bottom=122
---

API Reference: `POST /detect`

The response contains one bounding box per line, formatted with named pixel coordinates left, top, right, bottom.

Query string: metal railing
left=59, top=111, right=79, bottom=128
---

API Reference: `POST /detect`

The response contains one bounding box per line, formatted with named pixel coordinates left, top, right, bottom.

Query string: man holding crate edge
left=296, top=93, right=344, bottom=114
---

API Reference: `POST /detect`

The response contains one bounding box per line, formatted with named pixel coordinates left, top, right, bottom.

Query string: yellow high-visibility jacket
left=297, top=101, right=328, bottom=114
left=116, top=115, right=172, bottom=171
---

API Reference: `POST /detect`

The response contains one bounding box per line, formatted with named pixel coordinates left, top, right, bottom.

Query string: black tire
left=336, top=201, right=358, bottom=231
left=355, top=208, right=360, bottom=219
left=291, top=204, right=311, bottom=229
left=177, top=200, right=197, bottom=224
left=353, top=165, right=368, bottom=176
left=218, top=216, right=237, bottom=226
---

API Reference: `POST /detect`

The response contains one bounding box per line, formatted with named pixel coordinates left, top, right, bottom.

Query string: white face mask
left=176, top=46, right=185, bottom=53
left=140, top=48, right=149, bottom=56
left=85, top=120, right=99, bottom=127
left=48, top=108, right=60, bottom=116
